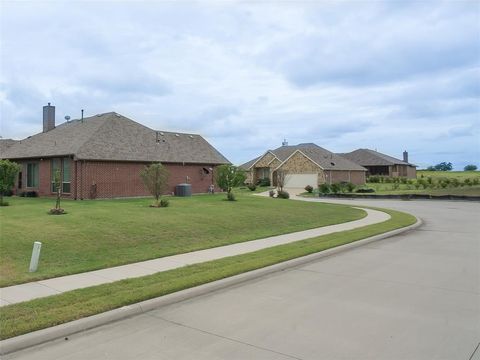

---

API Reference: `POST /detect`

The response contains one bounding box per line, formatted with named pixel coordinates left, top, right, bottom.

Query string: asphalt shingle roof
left=241, top=143, right=366, bottom=171
left=340, top=149, right=414, bottom=166
left=1, top=112, right=230, bottom=165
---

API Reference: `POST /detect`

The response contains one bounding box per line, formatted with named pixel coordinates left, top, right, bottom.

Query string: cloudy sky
left=1, top=1, right=479, bottom=169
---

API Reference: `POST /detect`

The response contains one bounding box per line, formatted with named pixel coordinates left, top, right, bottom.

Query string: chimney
left=43, top=103, right=55, bottom=132
left=403, top=150, right=408, bottom=163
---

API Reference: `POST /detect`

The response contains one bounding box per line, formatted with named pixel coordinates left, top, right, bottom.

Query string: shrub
left=268, top=189, right=275, bottom=197
left=464, top=178, right=472, bottom=186
left=277, top=190, right=290, bottom=199
left=3, top=189, right=13, bottom=197
left=227, top=192, right=236, bottom=201
left=400, top=177, right=407, bottom=184
left=392, top=182, right=400, bottom=190
left=160, top=198, right=170, bottom=207
left=331, top=183, right=341, bottom=194
left=368, top=176, right=380, bottom=183
left=345, top=182, right=355, bottom=192
left=257, top=178, right=270, bottom=187
left=319, top=183, right=331, bottom=194
left=427, top=177, right=433, bottom=184
left=414, top=182, right=421, bottom=190
left=473, top=178, right=480, bottom=185
left=19, top=191, right=38, bottom=197
left=247, top=184, right=257, bottom=191
left=304, top=185, right=313, bottom=193
left=355, top=188, right=375, bottom=193
left=0, top=201, right=9, bottom=206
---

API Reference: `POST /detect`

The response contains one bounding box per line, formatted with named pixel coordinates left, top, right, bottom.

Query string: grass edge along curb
left=0, top=208, right=417, bottom=349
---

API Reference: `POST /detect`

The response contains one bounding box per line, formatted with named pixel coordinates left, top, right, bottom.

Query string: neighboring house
left=340, top=149, right=417, bottom=179
left=240, top=143, right=367, bottom=188
left=1, top=104, right=230, bottom=199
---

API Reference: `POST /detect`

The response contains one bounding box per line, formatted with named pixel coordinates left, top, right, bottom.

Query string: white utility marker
left=29, top=241, right=42, bottom=272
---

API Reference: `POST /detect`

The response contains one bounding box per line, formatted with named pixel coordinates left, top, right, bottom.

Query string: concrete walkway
left=0, top=206, right=390, bottom=307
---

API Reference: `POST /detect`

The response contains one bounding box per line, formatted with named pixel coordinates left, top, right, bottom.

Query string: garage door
left=284, top=173, right=317, bottom=188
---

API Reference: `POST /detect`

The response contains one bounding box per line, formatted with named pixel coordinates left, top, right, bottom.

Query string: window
left=51, top=158, right=71, bottom=193
left=51, top=158, right=61, bottom=192
left=26, top=163, right=39, bottom=188
left=62, top=158, right=71, bottom=193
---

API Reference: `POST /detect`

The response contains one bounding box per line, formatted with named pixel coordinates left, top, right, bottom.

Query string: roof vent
left=175, top=134, right=179, bottom=137
left=160, top=132, right=164, bottom=136
left=96, top=114, right=102, bottom=117
left=189, top=135, right=194, bottom=139
left=330, top=162, right=335, bottom=166
left=282, top=138, right=288, bottom=146
left=115, top=113, right=121, bottom=117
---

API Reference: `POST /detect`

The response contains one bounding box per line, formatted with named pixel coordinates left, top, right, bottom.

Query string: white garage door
left=284, top=173, right=317, bottom=188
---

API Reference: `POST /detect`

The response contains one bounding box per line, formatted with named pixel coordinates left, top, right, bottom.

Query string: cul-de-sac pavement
left=6, top=197, right=479, bottom=360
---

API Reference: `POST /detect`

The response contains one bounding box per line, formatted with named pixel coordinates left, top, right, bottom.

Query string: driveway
left=6, top=200, right=480, bottom=360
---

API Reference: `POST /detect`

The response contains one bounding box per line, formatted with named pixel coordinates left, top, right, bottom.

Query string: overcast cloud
left=1, top=0, right=479, bottom=169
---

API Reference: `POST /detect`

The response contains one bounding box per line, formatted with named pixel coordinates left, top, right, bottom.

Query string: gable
left=277, top=151, right=321, bottom=173
left=254, top=152, right=276, bottom=168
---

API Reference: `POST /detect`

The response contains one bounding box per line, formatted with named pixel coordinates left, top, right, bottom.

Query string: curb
left=0, top=217, right=422, bottom=356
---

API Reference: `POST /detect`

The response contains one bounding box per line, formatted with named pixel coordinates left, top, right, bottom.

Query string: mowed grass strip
left=0, top=208, right=416, bottom=340
left=0, top=194, right=364, bottom=286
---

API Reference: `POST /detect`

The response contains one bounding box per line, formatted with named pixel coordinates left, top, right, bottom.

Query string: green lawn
left=364, top=183, right=480, bottom=196
left=417, top=170, right=480, bottom=180
left=0, top=194, right=364, bottom=287
left=0, top=207, right=416, bottom=340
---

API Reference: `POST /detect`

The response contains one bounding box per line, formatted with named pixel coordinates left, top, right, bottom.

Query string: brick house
left=1, top=104, right=230, bottom=199
left=240, top=143, right=367, bottom=188
left=340, top=149, right=417, bottom=179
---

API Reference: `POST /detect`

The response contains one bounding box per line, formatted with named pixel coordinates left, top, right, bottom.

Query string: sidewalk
left=0, top=206, right=390, bottom=307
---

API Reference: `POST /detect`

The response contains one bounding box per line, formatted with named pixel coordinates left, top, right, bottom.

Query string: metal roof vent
left=189, top=135, right=194, bottom=139
left=175, top=134, right=179, bottom=137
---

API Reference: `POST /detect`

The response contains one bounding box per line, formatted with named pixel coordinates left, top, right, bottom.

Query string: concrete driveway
left=6, top=199, right=480, bottom=360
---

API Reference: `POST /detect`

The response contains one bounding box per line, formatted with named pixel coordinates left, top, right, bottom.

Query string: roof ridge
left=73, top=114, right=116, bottom=156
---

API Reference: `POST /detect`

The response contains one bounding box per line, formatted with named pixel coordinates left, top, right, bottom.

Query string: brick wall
left=75, top=161, right=218, bottom=199
left=326, top=170, right=365, bottom=185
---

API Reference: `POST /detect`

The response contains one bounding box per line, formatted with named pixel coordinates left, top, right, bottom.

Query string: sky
left=1, top=0, right=479, bottom=169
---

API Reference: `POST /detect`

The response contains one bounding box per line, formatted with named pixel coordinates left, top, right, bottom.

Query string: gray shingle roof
left=1, top=112, right=230, bottom=165
left=242, top=143, right=366, bottom=171
left=340, top=149, right=415, bottom=166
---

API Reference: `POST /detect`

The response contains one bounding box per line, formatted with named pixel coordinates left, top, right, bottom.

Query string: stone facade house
left=340, top=149, right=417, bottom=179
left=241, top=143, right=367, bottom=188
left=1, top=104, right=230, bottom=199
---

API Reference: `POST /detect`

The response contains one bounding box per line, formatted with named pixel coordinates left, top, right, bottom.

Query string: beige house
left=241, top=143, right=367, bottom=188
left=340, top=149, right=417, bottom=179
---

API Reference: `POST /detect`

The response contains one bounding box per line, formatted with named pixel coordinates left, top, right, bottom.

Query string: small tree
left=49, top=169, right=66, bottom=214
left=215, top=164, right=246, bottom=201
left=464, top=164, right=477, bottom=171
left=140, top=163, right=170, bottom=206
left=0, top=159, right=20, bottom=206
left=276, top=170, right=287, bottom=192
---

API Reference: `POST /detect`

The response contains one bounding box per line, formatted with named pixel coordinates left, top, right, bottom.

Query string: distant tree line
left=424, top=162, right=477, bottom=171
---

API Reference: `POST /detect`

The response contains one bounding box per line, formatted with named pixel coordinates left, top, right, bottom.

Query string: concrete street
left=6, top=199, right=480, bottom=360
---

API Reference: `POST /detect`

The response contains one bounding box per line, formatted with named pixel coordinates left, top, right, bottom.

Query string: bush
left=355, top=188, right=375, bottom=193
left=19, top=191, right=38, bottom=197
left=345, top=182, right=355, bottom=193
left=464, top=164, right=477, bottom=171
left=400, top=177, right=407, bottom=184
left=160, top=198, right=170, bottom=207
left=473, top=178, right=480, bottom=185
left=256, top=178, right=270, bottom=187
left=368, top=176, right=380, bottom=183
left=319, top=183, right=331, bottom=194
left=464, top=178, right=472, bottom=186
left=247, top=184, right=257, bottom=191
left=269, top=189, right=275, bottom=197
left=0, top=201, right=9, bottom=206
left=304, top=185, right=313, bottom=193
left=227, top=192, right=236, bottom=201
left=277, top=190, right=290, bottom=199
left=331, top=183, right=341, bottom=194
left=3, top=189, right=13, bottom=197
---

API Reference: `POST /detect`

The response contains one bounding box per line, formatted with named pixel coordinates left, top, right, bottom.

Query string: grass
left=0, top=207, right=416, bottom=340
left=417, top=170, right=480, bottom=180
left=363, top=184, right=480, bottom=196
left=0, top=193, right=364, bottom=287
